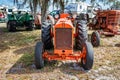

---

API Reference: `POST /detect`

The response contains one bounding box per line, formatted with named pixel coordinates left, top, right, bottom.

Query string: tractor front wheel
left=35, top=42, right=44, bottom=69
left=91, top=31, right=100, bottom=47
left=81, top=42, right=94, bottom=70
left=7, top=21, right=16, bottom=32
left=26, top=21, right=34, bottom=31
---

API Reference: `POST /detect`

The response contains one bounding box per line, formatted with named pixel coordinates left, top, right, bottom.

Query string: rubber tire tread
left=42, top=21, right=53, bottom=49
left=75, top=20, right=88, bottom=50
left=81, top=42, right=94, bottom=70
left=35, top=42, right=44, bottom=69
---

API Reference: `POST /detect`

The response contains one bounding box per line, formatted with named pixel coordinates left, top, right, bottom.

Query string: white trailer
left=65, top=1, right=95, bottom=19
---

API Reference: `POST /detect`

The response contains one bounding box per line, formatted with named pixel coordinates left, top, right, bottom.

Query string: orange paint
left=42, top=13, right=87, bottom=61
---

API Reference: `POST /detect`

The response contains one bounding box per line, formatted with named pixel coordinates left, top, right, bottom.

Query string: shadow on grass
left=0, top=25, right=40, bottom=52
left=0, top=23, right=8, bottom=33
left=6, top=46, right=88, bottom=75
left=0, top=23, right=28, bottom=33
left=99, top=40, right=120, bottom=48
left=88, top=34, right=91, bottom=42
left=0, top=23, right=35, bottom=33
left=115, top=43, right=120, bottom=47
left=0, top=31, right=33, bottom=52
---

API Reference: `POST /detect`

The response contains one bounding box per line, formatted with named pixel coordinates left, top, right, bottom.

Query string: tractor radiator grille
left=55, top=28, right=72, bottom=49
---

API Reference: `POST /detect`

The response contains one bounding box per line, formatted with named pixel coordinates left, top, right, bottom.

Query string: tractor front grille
left=55, top=28, right=72, bottom=49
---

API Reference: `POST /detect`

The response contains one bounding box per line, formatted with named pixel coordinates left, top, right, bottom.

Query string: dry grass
left=0, top=23, right=120, bottom=80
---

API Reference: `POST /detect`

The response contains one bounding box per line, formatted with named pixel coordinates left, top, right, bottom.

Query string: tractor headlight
left=54, top=14, right=60, bottom=19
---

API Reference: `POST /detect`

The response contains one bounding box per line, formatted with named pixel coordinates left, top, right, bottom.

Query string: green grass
left=100, top=40, right=103, bottom=46
left=0, top=30, right=40, bottom=52
left=18, top=53, right=34, bottom=67
left=2, top=27, right=8, bottom=32
left=12, top=35, right=37, bottom=46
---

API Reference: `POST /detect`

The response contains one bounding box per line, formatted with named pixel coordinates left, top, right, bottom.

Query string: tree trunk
left=30, top=1, right=33, bottom=14
left=60, top=0, right=64, bottom=11
left=33, top=0, right=37, bottom=17
left=41, top=0, right=49, bottom=22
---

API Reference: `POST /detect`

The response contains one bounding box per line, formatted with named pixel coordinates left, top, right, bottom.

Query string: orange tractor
left=35, top=13, right=94, bottom=70
left=90, top=10, right=120, bottom=47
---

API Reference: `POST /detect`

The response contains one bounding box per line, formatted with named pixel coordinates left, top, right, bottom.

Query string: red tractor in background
left=34, top=12, right=41, bottom=29
left=34, top=10, right=61, bottom=29
left=0, top=11, right=6, bottom=22
left=89, top=10, right=120, bottom=47
left=34, top=11, right=94, bottom=70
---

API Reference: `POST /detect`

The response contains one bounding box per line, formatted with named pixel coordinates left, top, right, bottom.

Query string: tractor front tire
left=42, top=21, right=53, bottom=49
left=35, top=42, right=44, bottom=69
left=26, top=21, right=34, bottom=31
left=75, top=20, right=88, bottom=50
left=35, top=24, right=41, bottom=29
left=91, top=31, right=100, bottom=47
left=7, top=21, right=16, bottom=32
left=81, top=42, right=94, bottom=70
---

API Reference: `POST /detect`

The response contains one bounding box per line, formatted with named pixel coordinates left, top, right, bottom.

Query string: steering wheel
left=92, top=3, right=102, bottom=15
left=64, top=8, right=73, bottom=19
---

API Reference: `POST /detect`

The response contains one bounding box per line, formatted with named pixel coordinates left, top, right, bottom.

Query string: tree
left=14, top=0, right=70, bottom=22
left=110, top=0, right=120, bottom=9
left=14, top=0, right=41, bottom=15
left=14, top=0, right=117, bottom=22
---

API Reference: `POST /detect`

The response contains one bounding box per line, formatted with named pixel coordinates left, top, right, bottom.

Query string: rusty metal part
left=89, top=10, right=120, bottom=36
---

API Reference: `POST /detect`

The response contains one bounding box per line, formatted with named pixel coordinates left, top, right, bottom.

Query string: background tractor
left=7, top=10, right=34, bottom=32
left=0, top=9, right=7, bottom=23
left=34, top=10, right=61, bottom=29
left=34, top=11, right=94, bottom=70
left=89, top=10, right=120, bottom=47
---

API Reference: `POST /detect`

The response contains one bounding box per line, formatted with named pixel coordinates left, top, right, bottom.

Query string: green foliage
left=18, top=53, right=34, bottom=66
left=111, top=0, right=120, bottom=9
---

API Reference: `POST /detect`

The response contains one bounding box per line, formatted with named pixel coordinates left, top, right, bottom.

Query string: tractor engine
left=53, top=14, right=74, bottom=55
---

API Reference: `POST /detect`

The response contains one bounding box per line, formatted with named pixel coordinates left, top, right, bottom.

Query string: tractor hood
left=54, top=18, right=74, bottom=28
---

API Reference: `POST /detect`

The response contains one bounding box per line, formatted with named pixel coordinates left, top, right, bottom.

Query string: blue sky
left=0, top=0, right=90, bottom=11
left=0, top=0, right=92, bottom=7
left=0, top=0, right=111, bottom=11
left=0, top=0, right=14, bottom=6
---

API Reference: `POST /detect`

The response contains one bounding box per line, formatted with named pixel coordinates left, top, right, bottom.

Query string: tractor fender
left=48, top=15, right=55, bottom=25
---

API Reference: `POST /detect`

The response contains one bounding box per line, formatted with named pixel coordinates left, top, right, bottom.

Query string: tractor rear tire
left=81, top=42, right=94, bottom=70
left=42, top=21, right=53, bottom=49
left=35, top=24, right=41, bottom=29
left=7, top=21, right=16, bottom=32
left=75, top=20, right=88, bottom=51
left=26, top=21, right=34, bottom=31
left=35, top=42, right=44, bottom=69
left=91, top=31, right=100, bottom=47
